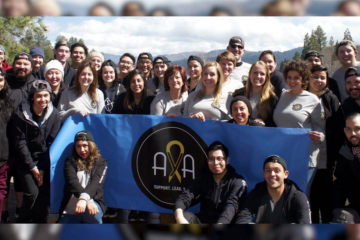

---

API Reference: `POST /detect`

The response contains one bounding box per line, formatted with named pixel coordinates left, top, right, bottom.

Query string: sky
left=43, top=16, right=360, bottom=57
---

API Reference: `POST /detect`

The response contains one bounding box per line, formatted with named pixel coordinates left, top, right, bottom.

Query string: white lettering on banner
left=182, top=154, right=195, bottom=179
left=152, top=152, right=166, bottom=176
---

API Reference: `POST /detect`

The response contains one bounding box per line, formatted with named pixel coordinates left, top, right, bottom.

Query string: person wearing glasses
left=235, top=155, right=311, bottom=224
left=117, top=53, right=136, bottom=88
left=136, top=52, right=154, bottom=82
left=226, top=36, right=251, bottom=86
left=174, top=141, right=247, bottom=224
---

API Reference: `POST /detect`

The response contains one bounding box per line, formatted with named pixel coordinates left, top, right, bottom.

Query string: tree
left=313, top=25, right=327, bottom=50
left=328, top=36, right=334, bottom=48
left=343, top=28, right=353, bottom=41
left=308, top=32, right=320, bottom=52
left=301, top=33, right=311, bottom=59
left=55, top=35, right=68, bottom=43
left=293, top=51, right=301, bottom=60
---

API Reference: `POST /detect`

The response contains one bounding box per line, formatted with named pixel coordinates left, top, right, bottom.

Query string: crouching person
left=58, top=130, right=107, bottom=224
left=174, top=141, right=247, bottom=224
left=235, top=155, right=311, bottom=224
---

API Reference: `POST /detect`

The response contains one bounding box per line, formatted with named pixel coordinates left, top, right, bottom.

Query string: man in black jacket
left=331, top=112, right=360, bottom=223
left=235, top=155, right=311, bottom=224
left=53, top=40, right=76, bottom=86
left=173, top=141, right=247, bottom=224
left=342, top=66, right=360, bottom=117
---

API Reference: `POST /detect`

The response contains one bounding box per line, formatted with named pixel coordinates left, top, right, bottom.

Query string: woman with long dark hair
left=147, top=56, right=171, bottom=95
left=0, top=69, right=14, bottom=222
left=58, top=130, right=107, bottom=224
left=112, top=69, right=154, bottom=114
left=10, top=80, right=60, bottom=223
left=227, top=96, right=264, bottom=126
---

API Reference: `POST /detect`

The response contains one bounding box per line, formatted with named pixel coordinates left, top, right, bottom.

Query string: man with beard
left=53, top=40, right=76, bottom=86
left=235, top=155, right=311, bottom=224
left=6, top=52, right=35, bottom=107
left=331, top=113, right=360, bottom=224
left=70, top=43, right=88, bottom=70
left=226, top=36, right=251, bottom=86
left=342, top=66, right=360, bottom=117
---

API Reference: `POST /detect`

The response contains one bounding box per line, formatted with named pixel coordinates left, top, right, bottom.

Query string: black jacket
left=342, top=96, right=360, bottom=118
left=58, top=156, right=108, bottom=220
left=318, top=88, right=345, bottom=168
left=63, top=61, right=76, bottom=87
left=112, top=92, right=155, bottom=115
left=5, top=69, right=36, bottom=108
left=235, top=179, right=311, bottom=224
left=174, top=165, right=247, bottom=224
left=232, top=87, right=278, bottom=127
left=31, top=66, right=45, bottom=80
left=10, top=101, right=60, bottom=171
left=51, top=81, right=68, bottom=108
left=270, top=70, right=288, bottom=99
left=332, top=141, right=360, bottom=214
left=99, top=82, right=126, bottom=114
left=328, top=76, right=341, bottom=102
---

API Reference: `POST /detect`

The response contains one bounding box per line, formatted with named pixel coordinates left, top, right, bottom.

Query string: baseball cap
left=228, top=36, right=244, bottom=48
left=263, top=155, right=287, bottom=171
left=344, top=66, right=360, bottom=80
left=153, top=55, right=171, bottom=65
left=74, top=130, right=94, bottom=142
left=29, top=80, right=52, bottom=94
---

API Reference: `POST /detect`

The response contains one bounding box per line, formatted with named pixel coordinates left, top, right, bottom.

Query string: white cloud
left=44, top=16, right=360, bottom=58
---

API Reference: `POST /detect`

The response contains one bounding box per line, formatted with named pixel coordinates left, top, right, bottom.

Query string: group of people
left=0, top=34, right=360, bottom=224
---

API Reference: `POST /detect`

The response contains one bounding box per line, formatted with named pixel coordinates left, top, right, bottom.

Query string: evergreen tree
left=301, top=33, right=311, bottom=59
left=343, top=28, right=353, bottom=41
left=55, top=35, right=68, bottom=44
left=293, top=51, right=301, bottom=60
left=313, top=25, right=327, bottom=50
left=308, top=31, right=320, bottom=52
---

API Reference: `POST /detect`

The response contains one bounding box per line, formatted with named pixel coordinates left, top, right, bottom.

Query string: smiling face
left=32, top=90, right=50, bottom=113
left=309, top=70, right=327, bottom=93
left=250, top=64, right=267, bottom=90
left=137, top=55, right=152, bottom=74
left=346, top=71, right=360, bottom=100
left=75, top=140, right=90, bottom=160
left=90, top=56, right=102, bottom=71
left=226, top=43, right=245, bottom=63
left=118, top=56, right=134, bottom=75
left=54, top=46, right=70, bottom=64
left=286, top=70, right=303, bottom=94
left=32, top=55, right=44, bottom=69
left=71, top=46, right=86, bottom=64
left=154, top=62, right=168, bottom=79
left=187, top=60, right=202, bottom=80
left=202, top=65, right=218, bottom=91
left=306, top=56, right=321, bottom=66
left=0, top=76, right=5, bottom=91
left=345, top=115, right=360, bottom=147
left=78, top=66, right=94, bottom=88
left=102, top=66, right=115, bottom=84
left=130, top=74, right=144, bottom=94
left=168, top=71, right=184, bottom=91
left=338, top=45, right=358, bottom=67
left=45, top=69, right=62, bottom=89
left=207, top=150, right=229, bottom=175
left=231, top=100, right=250, bottom=125
left=260, top=53, right=277, bottom=73
left=13, top=57, right=32, bottom=81
left=0, top=50, right=5, bottom=64
left=218, top=58, right=234, bottom=79
left=263, top=162, right=289, bottom=190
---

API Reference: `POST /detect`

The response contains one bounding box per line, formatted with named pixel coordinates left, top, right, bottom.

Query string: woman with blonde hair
left=184, top=61, right=232, bottom=121
left=58, top=60, right=105, bottom=124
left=233, top=61, right=278, bottom=126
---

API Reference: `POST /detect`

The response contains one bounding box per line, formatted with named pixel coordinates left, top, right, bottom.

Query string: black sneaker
left=128, top=210, right=137, bottom=222
left=137, top=211, right=147, bottom=221
left=1, top=211, right=9, bottom=223
left=106, top=208, right=117, bottom=218
left=15, top=208, right=20, bottom=219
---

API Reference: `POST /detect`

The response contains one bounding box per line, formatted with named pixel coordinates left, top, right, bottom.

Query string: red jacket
left=1, top=62, right=12, bottom=71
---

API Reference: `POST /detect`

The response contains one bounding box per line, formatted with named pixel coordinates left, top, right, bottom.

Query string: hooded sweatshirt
left=174, top=164, right=247, bottom=224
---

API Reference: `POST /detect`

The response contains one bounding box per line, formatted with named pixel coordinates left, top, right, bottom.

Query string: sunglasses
left=230, top=44, right=244, bottom=49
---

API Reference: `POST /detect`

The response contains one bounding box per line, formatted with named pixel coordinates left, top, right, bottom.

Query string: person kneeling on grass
left=57, top=130, right=107, bottom=224
left=174, top=141, right=247, bottom=224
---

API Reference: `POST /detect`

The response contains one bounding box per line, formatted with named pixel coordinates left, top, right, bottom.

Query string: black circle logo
left=132, top=121, right=208, bottom=209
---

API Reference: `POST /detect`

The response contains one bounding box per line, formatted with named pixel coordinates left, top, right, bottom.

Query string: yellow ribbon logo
left=166, top=140, right=184, bottom=183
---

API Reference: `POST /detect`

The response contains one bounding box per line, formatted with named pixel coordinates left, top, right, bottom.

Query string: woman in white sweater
left=58, top=60, right=105, bottom=124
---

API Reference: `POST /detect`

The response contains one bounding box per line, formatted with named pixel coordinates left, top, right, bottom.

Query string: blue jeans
left=58, top=201, right=103, bottom=224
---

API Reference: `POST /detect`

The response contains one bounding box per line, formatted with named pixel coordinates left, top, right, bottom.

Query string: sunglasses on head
left=230, top=44, right=244, bottom=49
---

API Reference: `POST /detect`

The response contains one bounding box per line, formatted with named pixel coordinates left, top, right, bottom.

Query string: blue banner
left=50, top=114, right=310, bottom=214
